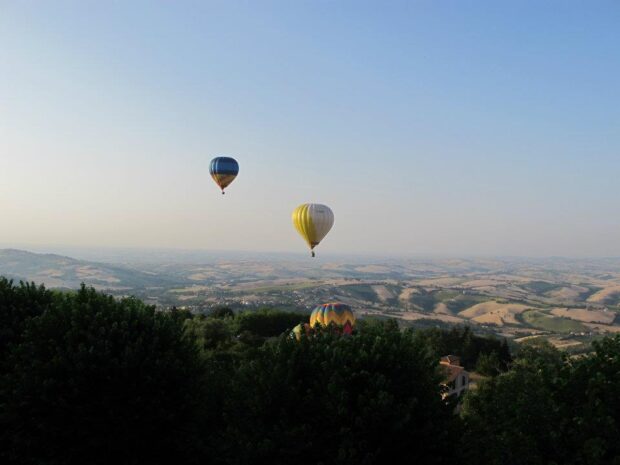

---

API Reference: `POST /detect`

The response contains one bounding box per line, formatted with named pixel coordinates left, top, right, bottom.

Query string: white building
left=439, top=355, right=470, bottom=399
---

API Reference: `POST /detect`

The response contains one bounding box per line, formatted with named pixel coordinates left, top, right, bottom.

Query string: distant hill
left=1, top=249, right=619, bottom=349
left=0, top=249, right=186, bottom=290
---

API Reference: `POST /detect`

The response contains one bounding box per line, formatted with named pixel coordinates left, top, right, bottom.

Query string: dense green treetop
left=0, top=278, right=52, bottom=363
left=412, top=325, right=512, bottom=372
left=1, top=279, right=619, bottom=465
left=219, top=322, right=458, bottom=465
left=461, top=338, right=620, bottom=465
left=0, top=284, right=206, bottom=465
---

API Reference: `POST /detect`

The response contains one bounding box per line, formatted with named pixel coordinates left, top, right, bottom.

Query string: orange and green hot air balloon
left=292, top=203, right=334, bottom=257
left=310, top=303, right=355, bottom=334
left=209, top=156, right=239, bottom=194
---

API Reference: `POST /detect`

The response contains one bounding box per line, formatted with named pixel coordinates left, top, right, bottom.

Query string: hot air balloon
left=292, top=203, right=334, bottom=257
left=209, top=156, right=239, bottom=194
left=310, top=303, right=355, bottom=334
left=291, top=323, right=312, bottom=341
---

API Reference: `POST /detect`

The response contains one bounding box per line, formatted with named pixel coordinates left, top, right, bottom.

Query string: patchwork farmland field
left=2, top=249, right=620, bottom=350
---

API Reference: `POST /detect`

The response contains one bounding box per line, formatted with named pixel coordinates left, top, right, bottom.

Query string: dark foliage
left=461, top=338, right=620, bottom=465
left=0, top=278, right=53, bottom=366
left=211, top=306, right=235, bottom=318
left=461, top=340, right=566, bottom=465
left=218, top=322, right=458, bottom=465
left=2, top=279, right=620, bottom=465
left=236, top=308, right=306, bottom=338
left=413, top=325, right=511, bottom=371
left=561, top=336, right=620, bottom=464
left=0, top=284, right=207, bottom=465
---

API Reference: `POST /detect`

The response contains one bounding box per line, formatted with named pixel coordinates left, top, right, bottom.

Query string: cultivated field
left=2, top=249, right=620, bottom=351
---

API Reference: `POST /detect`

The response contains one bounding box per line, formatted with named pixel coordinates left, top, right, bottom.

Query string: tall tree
left=0, top=285, right=207, bottom=465
left=222, top=323, right=457, bottom=465
left=0, top=278, right=52, bottom=365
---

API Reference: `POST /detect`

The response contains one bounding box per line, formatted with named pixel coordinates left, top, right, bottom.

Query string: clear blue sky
left=1, top=1, right=619, bottom=257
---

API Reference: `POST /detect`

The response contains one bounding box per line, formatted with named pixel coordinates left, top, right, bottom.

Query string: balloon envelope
left=292, top=323, right=312, bottom=341
left=310, top=303, right=355, bottom=331
left=209, top=156, right=239, bottom=193
left=292, top=203, right=334, bottom=256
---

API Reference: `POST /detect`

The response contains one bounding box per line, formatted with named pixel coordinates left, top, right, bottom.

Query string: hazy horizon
left=2, top=1, right=619, bottom=257
left=4, top=243, right=620, bottom=265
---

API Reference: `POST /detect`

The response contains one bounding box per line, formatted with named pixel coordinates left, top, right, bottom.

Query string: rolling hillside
left=0, top=249, right=186, bottom=290
left=1, top=249, right=619, bottom=348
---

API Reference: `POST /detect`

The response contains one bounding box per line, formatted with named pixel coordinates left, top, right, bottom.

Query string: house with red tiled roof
left=440, top=355, right=470, bottom=399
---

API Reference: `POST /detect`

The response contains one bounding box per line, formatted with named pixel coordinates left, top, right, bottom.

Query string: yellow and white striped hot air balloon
left=292, top=203, right=334, bottom=257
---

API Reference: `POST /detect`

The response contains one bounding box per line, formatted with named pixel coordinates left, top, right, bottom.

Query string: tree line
left=0, top=278, right=619, bottom=464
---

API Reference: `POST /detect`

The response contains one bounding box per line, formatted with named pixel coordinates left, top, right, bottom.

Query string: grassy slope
left=521, top=310, right=588, bottom=333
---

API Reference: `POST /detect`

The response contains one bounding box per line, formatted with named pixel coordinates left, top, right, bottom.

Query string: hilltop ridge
left=1, top=249, right=619, bottom=350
